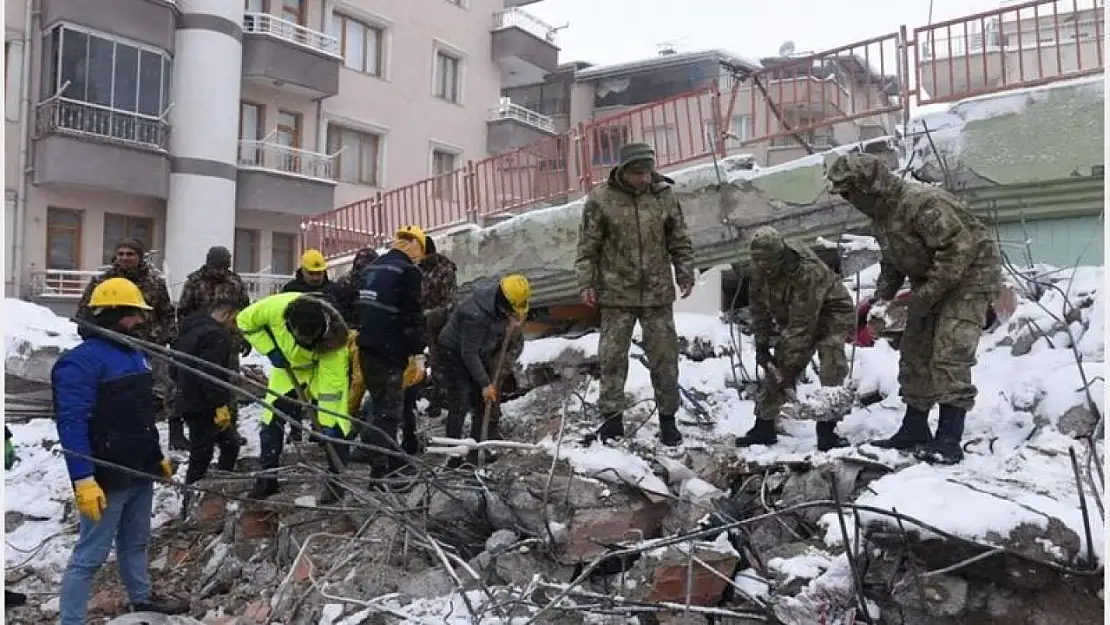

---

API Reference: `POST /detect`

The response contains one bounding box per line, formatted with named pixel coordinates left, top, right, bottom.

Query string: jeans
left=59, top=482, right=154, bottom=625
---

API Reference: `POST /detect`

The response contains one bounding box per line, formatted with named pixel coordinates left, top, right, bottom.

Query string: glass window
left=102, top=214, right=153, bottom=265
left=333, top=15, right=384, bottom=76
left=431, top=149, right=456, bottom=200
left=137, top=50, right=163, bottom=116
left=281, top=0, right=304, bottom=25
left=46, top=208, right=83, bottom=270
left=234, top=229, right=260, bottom=273
left=112, top=44, right=139, bottom=112
left=59, top=28, right=88, bottom=100
left=86, top=35, right=114, bottom=106
left=326, top=126, right=380, bottom=185
left=434, top=51, right=460, bottom=103
left=343, top=19, right=364, bottom=72
left=272, top=233, right=297, bottom=275
left=277, top=110, right=300, bottom=148
left=48, top=26, right=171, bottom=118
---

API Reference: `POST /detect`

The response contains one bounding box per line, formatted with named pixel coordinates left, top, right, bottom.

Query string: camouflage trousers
left=153, top=358, right=177, bottom=422
left=758, top=330, right=850, bottom=421
left=598, top=305, right=681, bottom=417
left=900, top=290, right=992, bottom=411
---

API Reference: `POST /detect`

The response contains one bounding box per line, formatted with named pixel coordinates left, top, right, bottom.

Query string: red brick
left=197, top=493, right=227, bottom=524
left=293, top=552, right=315, bottom=582
left=240, top=509, right=279, bottom=539
left=562, top=500, right=670, bottom=563
left=641, top=550, right=738, bottom=605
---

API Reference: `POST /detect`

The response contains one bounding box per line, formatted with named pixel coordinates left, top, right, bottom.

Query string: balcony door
left=281, top=0, right=305, bottom=25
left=239, top=102, right=263, bottom=166
left=276, top=110, right=302, bottom=173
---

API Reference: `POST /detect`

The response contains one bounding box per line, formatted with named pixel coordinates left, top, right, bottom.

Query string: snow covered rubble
left=3, top=263, right=1106, bottom=624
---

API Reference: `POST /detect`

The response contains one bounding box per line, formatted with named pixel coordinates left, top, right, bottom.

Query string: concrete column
left=164, top=0, right=245, bottom=298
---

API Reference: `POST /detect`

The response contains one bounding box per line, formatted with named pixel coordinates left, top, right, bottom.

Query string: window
left=46, top=208, right=83, bottom=270
left=234, top=229, right=260, bottom=273
left=5, top=40, right=22, bottom=122
left=239, top=102, right=264, bottom=165
left=434, top=51, right=461, bottom=103
left=281, top=0, right=305, bottom=25
left=102, top=214, right=153, bottom=265
left=272, top=233, right=297, bottom=275
left=591, top=126, right=630, bottom=166
left=276, top=110, right=301, bottom=148
left=244, top=0, right=268, bottom=11
left=327, top=126, right=381, bottom=186
left=432, top=149, right=457, bottom=200
left=329, top=15, right=384, bottom=76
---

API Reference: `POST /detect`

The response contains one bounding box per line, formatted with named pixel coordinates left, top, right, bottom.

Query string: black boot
left=916, top=405, right=966, bottom=465
left=168, top=419, right=189, bottom=451
left=815, top=421, right=849, bottom=452
left=5, top=589, right=26, bottom=608
left=658, top=414, right=683, bottom=447
left=581, top=413, right=624, bottom=445
left=248, top=477, right=279, bottom=499
left=735, top=418, right=777, bottom=447
left=132, top=591, right=189, bottom=615
left=871, top=405, right=933, bottom=451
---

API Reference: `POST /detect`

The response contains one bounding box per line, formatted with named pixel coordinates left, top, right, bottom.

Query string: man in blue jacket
left=52, top=277, right=187, bottom=623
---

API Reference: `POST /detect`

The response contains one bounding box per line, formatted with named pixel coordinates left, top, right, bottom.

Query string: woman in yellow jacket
left=238, top=292, right=351, bottom=500
left=347, top=332, right=425, bottom=464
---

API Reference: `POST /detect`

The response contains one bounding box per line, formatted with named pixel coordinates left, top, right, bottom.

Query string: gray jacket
left=437, top=279, right=507, bottom=388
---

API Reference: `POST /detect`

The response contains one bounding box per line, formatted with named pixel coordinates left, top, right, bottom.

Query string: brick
left=562, top=500, right=670, bottom=563
left=197, top=493, right=227, bottom=524
left=240, top=508, right=279, bottom=539
left=641, top=549, right=739, bottom=606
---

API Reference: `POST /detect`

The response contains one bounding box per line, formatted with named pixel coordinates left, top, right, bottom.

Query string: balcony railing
left=29, top=269, right=292, bottom=301
left=238, top=140, right=337, bottom=182
left=35, top=98, right=169, bottom=150
left=489, top=98, right=556, bottom=132
left=239, top=272, right=293, bottom=298
left=242, top=12, right=341, bottom=57
left=493, top=7, right=559, bottom=44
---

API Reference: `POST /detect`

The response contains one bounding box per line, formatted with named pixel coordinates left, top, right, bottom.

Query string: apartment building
left=4, top=0, right=560, bottom=302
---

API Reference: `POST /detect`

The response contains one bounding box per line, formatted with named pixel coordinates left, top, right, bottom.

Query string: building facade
left=4, top=0, right=560, bottom=301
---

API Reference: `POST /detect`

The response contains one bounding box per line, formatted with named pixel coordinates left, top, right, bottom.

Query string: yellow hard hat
left=300, top=249, right=328, bottom=272
left=499, top=274, right=531, bottom=319
left=395, top=225, right=427, bottom=252
left=88, top=277, right=152, bottom=310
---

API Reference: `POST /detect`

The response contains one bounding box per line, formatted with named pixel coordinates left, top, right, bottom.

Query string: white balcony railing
left=243, top=12, right=341, bottom=57
left=490, top=98, right=556, bottom=132
left=29, top=269, right=293, bottom=301
left=493, top=7, right=559, bottom=44
left=35, top=98, right=170, bottom=150
left=239, top=272, right=293, bottom=298
left=238, top=140, right=337, bottom=182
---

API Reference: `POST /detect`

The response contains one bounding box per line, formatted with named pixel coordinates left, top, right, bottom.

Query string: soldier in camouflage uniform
left=175, top=246, right=253, bottom=450
left=735, top=227, right=856, bottom=451
left=418, top=236, right=458, bottom=416
left=575, top=142, right=696, bottom=447
left=827, top=152, right=1002, bottom=464
left=332, top=247, right=379, bottom=327
left=75, top=238, right=178, bottom=426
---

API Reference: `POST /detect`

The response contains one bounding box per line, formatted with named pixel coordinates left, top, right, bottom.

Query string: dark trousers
left=358, top=352, right=407, bottom=469
left=259, top=391, right=303, bottom=473
left=439, top=348, right=503, bottom=442
left=182, top=411, right=241, bottom=484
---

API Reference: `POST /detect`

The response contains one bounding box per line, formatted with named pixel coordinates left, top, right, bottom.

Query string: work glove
left=4, top=438, right=15, bottom=471
left=73, top=477, right=108, bottom=523
left=266, top=349, right=288, bottom=369
left=214, top=405, right=232, bottom=430
left=403, top=359, right=426, bottom=389
left=159, top=457, right=175, bottom=480
left=481, top=384, right=499, bottom=404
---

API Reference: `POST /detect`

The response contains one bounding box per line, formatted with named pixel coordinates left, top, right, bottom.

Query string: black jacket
left=356, top=249, right=425, bottom=368
left=282, top=269, right=339, bottom=300
left=172, top=312, right=235, bottom=415
left=438, top=279, right=509, bottom=388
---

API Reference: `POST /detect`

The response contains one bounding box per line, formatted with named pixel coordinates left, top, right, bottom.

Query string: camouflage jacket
left=176, top=267, right=251, bottom=319
left=75, top=262, right=177, bottom=344
left=420, top=253, right=458, bottom=319
left=750, top=243, right=855, bottom=376
left=575, top=170, right=696, bottom=307
left=867, top=171, right=1001, bottom=306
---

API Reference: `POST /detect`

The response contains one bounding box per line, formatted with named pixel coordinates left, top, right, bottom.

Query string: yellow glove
left=74, top=477, right=107, bottom=523
left=482, top=384, right=499, bottom=404
left=402, top=358, right=426, bottom=389
left=214, top=405, right=232, bottom=430
left=159, top=457, right=175, bottom=480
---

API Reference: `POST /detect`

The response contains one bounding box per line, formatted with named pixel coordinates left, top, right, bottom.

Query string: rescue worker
left=173, top=298, right=245, bottom=488
left=237, top=292, right=351, bottom=499
left=826, top=152, right=1002, bottom=464
left=53, top=278, right=187, bottom=623
left=575, top=142, right=696, bottom=447
left=350, top=226, right=427, bottom=478
left=418, top=236, right=459, bottom=417
left=332, top=247, right=380, bottom=326
left=348, top=334, right=427, bottom=460
left=175, top=246, right=252, bottom=450
left=282, top=249, right=339, bottom=301
left=5, top=427, right=27, bottom=609
left=734, top=227, right=856, bottom=451
left=438, top=275, right=531, bottom=447
left=76, top=238, right=178, bottom=437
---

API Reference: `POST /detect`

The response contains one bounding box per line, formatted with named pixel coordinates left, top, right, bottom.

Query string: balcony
left=32, top=98, right=170, bottom=199
left=40, top=0, right=176, bottom=52
left=492, top=8, right=560, bottom=88
left=236, top=139, right=337, bottom=216
left=241, top=13, right=342, bottom=98
left=487, top=98, right=558, bottom=152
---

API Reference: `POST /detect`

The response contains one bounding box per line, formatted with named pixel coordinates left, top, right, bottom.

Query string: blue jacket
left=356, top=249, right=426, bottom=368
left=51, top=334, right=164, bottom=491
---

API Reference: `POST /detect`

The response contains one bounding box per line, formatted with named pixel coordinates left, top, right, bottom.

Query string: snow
left=4, top=299, right=81, bottom=374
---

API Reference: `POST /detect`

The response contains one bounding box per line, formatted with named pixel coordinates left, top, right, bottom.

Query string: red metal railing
left=303, top=0, right=1105, bottom=259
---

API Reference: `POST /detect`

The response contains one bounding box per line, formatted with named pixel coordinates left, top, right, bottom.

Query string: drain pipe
left=315, top=0, right=333, bottom=153
left=13, top=0, right=37, bottom=297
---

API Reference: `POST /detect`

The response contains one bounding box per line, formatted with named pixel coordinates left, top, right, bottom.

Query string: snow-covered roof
left=574, top=48, right=761, bottom=81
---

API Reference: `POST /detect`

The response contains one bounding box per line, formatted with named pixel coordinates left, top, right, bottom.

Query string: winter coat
left=419, top=252, right=459, bottom=325
left=237, top=293, right=351, bottom=435
left=172, top=312, right=236, bottom=415
left=282, top=269, right=341, bottom=305
left=355, top=249, right=426, bottom=368
left=332, top=248, right=381, bottom=327
left=75, top=262, right=177, bottom=344
left=438, top=279, right=514, bottom=389
left=575, top=169, right=696, bottom=307
left=177, top=266, right=251, bottom=319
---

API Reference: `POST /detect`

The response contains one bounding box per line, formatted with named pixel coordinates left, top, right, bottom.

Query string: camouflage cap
left=825, top=152, right=886, bottom=191
left=619, top=142, right=655, bottom=170
left=748, top=226, right=786, bottom=264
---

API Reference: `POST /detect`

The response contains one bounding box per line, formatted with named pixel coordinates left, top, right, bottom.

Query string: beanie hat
left=116, top=237, right=146, bottom=258
left=618, top=142, right=655, bottom=169
left=206, top=246, right=232, bottom=269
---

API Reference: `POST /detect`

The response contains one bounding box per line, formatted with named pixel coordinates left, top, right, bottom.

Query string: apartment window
left=591, top=126, right=630, bottom=166
left=327, top=126, right=381, bottom=186
left=102, top=214, right=153, bottom=265
left=238, top=102, right=264, bottom=165
left=432, top=149, right=458, bottom=200
left=434, top=51, right=461, bottom=103
left=5, top=40, right=22, bottom=122
left=330, top=14, right=384, bottom=76
left=46, top=26, right=171, bottom=116
left=272, top=233, right=297, bottom=275
left=281, top=0, right=305, bottom=25
left=46, top=208, right=83, bottom=270
left=276, top=110, right=301, bottom=148
left=234, top=229, right=260, bottom=273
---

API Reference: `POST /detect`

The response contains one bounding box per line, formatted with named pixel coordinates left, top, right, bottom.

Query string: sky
left=528, top=0, right=1014, bottom=67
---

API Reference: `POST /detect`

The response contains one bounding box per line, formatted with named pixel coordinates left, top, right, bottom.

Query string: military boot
left=871, top=406, right=932, bottom=451
left=658, top=414, right=683, bottom=447
left=248, top=477, right=279, bottom=499
left=915, top=405, right=966, bottom=465
left=131, top=591, right=189, bottom=615
left=815, top=421, right=849, bottom=451
left=167, top=418, right=189, bottom=451
left=581, top=413, right=624, bottom=445
left=735, top=418, right=777, bottom=447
